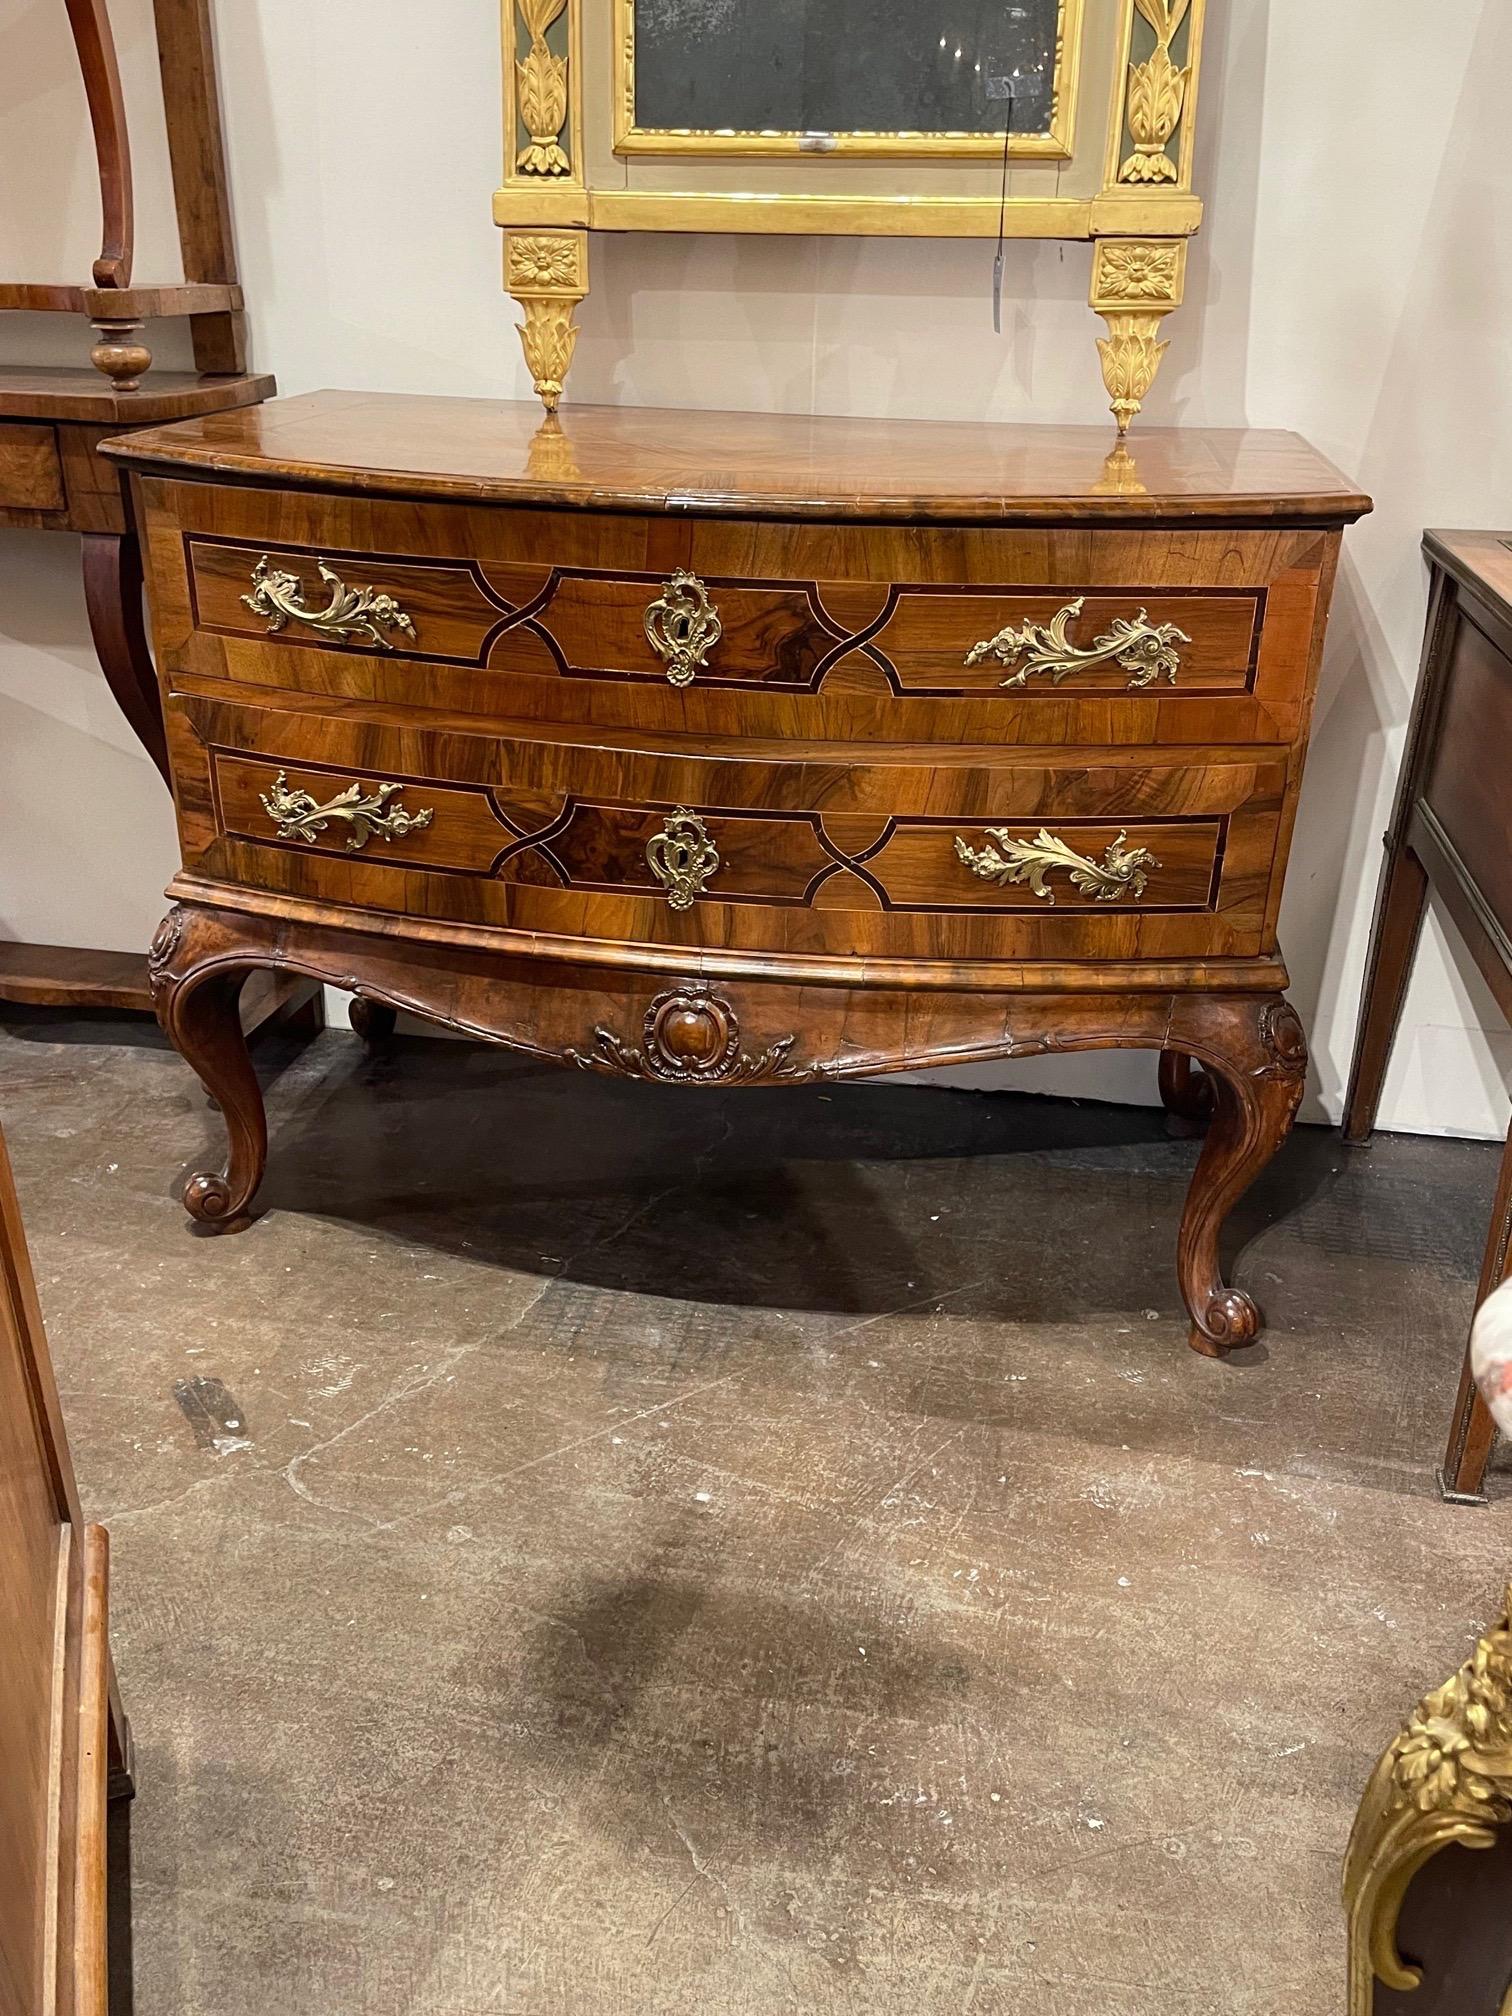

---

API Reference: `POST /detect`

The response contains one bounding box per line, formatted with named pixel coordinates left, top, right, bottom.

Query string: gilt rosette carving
left=1090, top=242, right=1187, bottom=435
left=506, top=233, right=586, bottom=296
left=565, top=984, right=814, bottom=1086
left=514, top=0, right=570, bottom=175
left=506, top=233, right=588, bottom=415
left=1345, top=1590, right=1512, bottom=2010
left=1095, top=242, right=1183, bottom=304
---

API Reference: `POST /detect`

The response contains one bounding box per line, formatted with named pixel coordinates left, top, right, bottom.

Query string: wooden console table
left=1344, top=531, right=1512, bottom=1502
left=0, top=0, right=272, bottom=1014
left=105, top=398, right=1368, bottom=1354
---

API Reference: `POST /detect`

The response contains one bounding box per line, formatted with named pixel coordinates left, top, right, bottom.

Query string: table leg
left=1158, top=1050, right=1214, bottom=1135
left=149, top=907, right=270, bottom=1229
left=1439, top=1113, right=1512, bottom=1504
left=1168, top=995, right=1309, bottom=1356
left=1343, top=843, right=1430, bottom=1146
left=348, top=997, right=398, bottom=1044
left=80, top=530, right=169, bottom=785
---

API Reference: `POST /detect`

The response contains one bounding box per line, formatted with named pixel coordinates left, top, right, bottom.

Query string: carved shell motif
left=565, top=984, right=815, bottom=1086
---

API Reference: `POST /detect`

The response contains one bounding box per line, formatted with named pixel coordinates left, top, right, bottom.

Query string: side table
left=1343, top=529, right=1512, bottom=1503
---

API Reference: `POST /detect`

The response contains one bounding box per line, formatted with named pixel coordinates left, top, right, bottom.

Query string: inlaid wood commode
left=103, top=396, right=1369, bottom=1355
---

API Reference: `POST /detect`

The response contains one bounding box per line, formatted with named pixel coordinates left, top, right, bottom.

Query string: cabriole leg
left=1169, top=996, right=1309, bottom=1356
left=149, top=907, right=270, bottom=1229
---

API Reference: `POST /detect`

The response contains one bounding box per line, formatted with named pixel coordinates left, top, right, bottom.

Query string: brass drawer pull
left=646, top=807, right=719, bottom=910
left=954, top=826, right=1159, bottom=905
left=260, top=771, right=435, bottom=852
left=644, top=569, right=722, bottom=687
left=965, top=596, right=1189, bottom=690
left=243, top=554, right=418, bottom=650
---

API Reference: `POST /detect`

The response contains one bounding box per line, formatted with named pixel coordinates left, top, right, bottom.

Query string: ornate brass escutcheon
left=965, top=596, right=1189, bottom=690
left=954, top=826, right=1159, bottom=904
left=260, top=771, right=435, bottom=852
left=242, top=554, right=418, bottom=650
left=643, top=569, right=722, bottom=687
left=645, top=807, right=720, bottom=910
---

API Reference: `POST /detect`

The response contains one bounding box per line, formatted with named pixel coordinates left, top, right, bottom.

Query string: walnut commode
left=106, top=394, right=1368, bottom=1356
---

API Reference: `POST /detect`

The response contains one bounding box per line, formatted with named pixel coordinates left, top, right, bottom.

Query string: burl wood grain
left=185, top=710, right=1286, bottom=966
left=0, top=424, right=66, bottom=513
left=110, top=396, right=1369, bottom=1356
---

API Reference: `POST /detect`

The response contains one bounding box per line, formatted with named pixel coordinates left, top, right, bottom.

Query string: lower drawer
left=170, top=697, right=1288, bottom=967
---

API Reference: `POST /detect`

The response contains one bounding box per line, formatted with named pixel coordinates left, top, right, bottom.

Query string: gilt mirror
left=620, top=0, right=1078, bottom=157
left=496, top=0, right=1205, bottom=427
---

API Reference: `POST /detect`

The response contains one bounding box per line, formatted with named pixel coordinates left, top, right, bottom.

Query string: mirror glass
left=631, top=0, right=1064, bottom=138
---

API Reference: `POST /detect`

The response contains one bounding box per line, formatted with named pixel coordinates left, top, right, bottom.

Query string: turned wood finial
left=89, top=319, right=151, bottom=392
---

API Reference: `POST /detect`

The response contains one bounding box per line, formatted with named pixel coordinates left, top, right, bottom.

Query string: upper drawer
left=142, top=476, right=1337, bottom=747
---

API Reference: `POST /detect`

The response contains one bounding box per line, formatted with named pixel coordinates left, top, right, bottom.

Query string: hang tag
left=990, top=80, right=1017, bottom=336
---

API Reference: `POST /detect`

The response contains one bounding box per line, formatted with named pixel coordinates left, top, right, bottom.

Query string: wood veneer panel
left=147, top=481, right=1332, bottom=750
left=172, top=695, right=1283, bottom=966
left=0, top=426, right=65, bottom=514
left=104, top=393, right=1373, bottom=525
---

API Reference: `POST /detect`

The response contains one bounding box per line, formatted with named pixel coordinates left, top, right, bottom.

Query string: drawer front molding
left=243, top=554, right=418, bottom=650
left=954, top=826, right=1160, bottom=904
left=964, top=596, right=1190, bottom=690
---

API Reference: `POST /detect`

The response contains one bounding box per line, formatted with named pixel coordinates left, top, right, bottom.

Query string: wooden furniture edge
left=163, top=876, right=1293, bottom=996
left=96, top=403, right=1375, bottom=527
left=0, top=369, right=274, bottom=427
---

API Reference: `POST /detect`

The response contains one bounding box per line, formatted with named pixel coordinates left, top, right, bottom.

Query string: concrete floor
left=3, top=1011, right=1510, bottom=2016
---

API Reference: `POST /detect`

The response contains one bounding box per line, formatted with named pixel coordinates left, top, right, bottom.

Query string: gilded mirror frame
left=610, top=0, right=1086, bottom=160
left=496, top=0, right=1206, bottom=430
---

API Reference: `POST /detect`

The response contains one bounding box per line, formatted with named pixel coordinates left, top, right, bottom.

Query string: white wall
left=2, top=0, right=1509, bottom=1138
